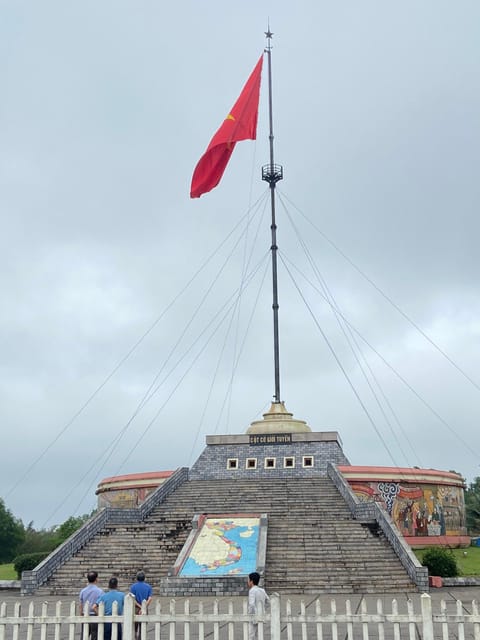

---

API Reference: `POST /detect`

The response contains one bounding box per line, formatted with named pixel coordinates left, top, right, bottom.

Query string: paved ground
left=1, top=586, right=479, bottom=640
left=1, top=584, right=479, bottom=610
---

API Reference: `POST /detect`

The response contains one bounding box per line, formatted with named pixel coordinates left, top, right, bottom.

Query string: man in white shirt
left=247, top=571, right=270, bottom=640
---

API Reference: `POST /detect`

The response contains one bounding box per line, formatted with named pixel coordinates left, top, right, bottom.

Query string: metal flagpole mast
left=262, top=29, right=283, bottom=404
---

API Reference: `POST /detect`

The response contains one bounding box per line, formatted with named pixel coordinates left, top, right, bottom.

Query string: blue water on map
left=179, top=524, right=259, bottom=577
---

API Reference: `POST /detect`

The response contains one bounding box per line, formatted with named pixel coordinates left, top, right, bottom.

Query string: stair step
left=41, top=477, right=416, bottom=595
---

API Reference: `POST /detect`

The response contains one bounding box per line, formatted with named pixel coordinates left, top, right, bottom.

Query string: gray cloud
left=1, top=1, right=479, bottom=527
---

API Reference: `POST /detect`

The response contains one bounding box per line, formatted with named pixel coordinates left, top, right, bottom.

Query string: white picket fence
left=1, top=592, right=480, bottom=639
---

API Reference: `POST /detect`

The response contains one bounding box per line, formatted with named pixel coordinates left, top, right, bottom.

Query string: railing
left=327, top=462, right=429, bottom=591
left=1, top=593, right=479, bottom=639
left=138, top=466, right=189, bottom=519
left=21, top=507, right=110, bottom=595
left=21, top=467, right=190, bottom=594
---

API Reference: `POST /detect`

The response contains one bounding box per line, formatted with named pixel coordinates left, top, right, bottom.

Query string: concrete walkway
left=1, top=584, right=479, bottom=609
left=1, top=586, right=479, bottom=640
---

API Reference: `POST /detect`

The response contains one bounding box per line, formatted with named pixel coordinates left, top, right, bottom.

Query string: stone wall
left=158, top=576, right=248, bottom=597
left=190, top=432, right=349, bottom=480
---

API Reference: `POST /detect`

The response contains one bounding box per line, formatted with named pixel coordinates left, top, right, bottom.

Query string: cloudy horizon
left=1, top=1, right=479, bottom=528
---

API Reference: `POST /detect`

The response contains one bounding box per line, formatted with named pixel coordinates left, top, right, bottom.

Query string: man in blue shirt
left=94, top=576, right=125, bottom=640
left=129, top=571, right=153, bottom=639
left=79, top=571, right=103, bottom=640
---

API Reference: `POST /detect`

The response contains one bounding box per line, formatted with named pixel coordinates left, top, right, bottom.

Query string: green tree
left=54, top=514, right=90, bottom=545
left=15, top=513, right=92, bottom=557
left=422, top=547, right=459, bottom=577
left=0, top=498, right=25, bottom=563
left=16, top=522, right=58, bottom=556
left=465, top=477, right=480, bottom=535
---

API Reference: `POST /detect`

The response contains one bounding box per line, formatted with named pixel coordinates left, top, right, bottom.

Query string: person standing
left=94, top=576, right=125, bottom=640
left=79, top=571, right=103, bottom=640
left=129, top=571, right=153, bottom=639
left=247, top=571, right=270, bottom=640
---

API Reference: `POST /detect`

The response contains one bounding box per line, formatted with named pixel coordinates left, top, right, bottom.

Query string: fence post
left=270, top=593, right=281, bottom=640
left=123, top=593, right=136, bottom=640
left=421, top=593, right=434, bottom=640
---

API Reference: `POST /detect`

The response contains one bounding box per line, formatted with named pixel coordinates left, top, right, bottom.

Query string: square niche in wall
left=246, top=458, right=257, bottom=469
left=227, top=458, right=239, bottom=470
left=302, top=456, right=314, bottom=468
left=284, top=456, right=295, bottom=468
left=264, top=457, right=276, bottom=469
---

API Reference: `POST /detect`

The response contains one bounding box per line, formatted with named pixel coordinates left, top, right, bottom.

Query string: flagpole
left=262, top=30, right=283, bottom=404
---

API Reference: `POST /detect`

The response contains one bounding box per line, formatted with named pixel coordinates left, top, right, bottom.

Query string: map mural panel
left=179, top=516, right=260, bottom=577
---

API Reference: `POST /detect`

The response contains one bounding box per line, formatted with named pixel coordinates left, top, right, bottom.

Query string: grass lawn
left=414, top=546, right=480, bottom=576
left=0, top=564, right=17, bottom=580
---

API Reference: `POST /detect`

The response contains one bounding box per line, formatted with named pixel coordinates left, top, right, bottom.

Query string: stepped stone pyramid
left=24, top=402, right=426, bottom=596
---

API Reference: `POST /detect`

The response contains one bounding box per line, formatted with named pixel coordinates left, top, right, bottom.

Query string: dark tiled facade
left=189, top=432, right=350, bottom=480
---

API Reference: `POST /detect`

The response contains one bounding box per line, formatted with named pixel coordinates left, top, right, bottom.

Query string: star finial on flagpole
left=265, top=22, right=273, bottom=51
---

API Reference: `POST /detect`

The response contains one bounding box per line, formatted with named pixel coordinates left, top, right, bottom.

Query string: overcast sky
left=1, top=1, right=479, bottom=528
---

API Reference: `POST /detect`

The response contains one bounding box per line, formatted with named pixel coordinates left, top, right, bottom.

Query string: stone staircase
left=38, top=477, right=416, bottom=595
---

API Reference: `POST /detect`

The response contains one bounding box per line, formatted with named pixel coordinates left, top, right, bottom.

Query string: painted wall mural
left=351, top=481, right=466, bottom=537
left=97, top=486, right=155, bottom=509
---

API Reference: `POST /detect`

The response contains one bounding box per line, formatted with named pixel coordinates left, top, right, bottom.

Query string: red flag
left=190, top=55, right=264, bottom=199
